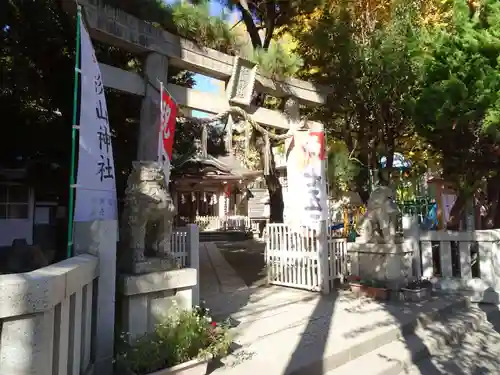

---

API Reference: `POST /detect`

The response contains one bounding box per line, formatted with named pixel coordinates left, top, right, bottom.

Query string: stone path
left=211, top=239, right=267, bottom=287
left=198, top=242, right=500, bottom=375
left=199, top=242, right=221, bottom=297
left=199, top=242, right=247, bottom=300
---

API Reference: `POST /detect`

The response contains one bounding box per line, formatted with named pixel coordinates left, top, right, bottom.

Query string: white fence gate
left=170, top=224, right=200, bottom=305
left=266, top=223, right=347, bottom=293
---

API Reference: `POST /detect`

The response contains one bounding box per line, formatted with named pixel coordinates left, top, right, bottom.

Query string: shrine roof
left=172, top=146, right=260, bottom=179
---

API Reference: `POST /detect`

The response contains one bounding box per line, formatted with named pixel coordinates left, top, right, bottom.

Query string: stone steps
left=401, top=305, right=500, bottom=375
left=326, top=304, right=500, bottom=375
left=209, top=289, right=472, bottom=375
left=325, top=305, right=486, bottom=375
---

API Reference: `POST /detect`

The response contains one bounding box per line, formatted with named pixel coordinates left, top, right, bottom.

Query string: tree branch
left=263, top=0, right=276, bottom=49
left=235, top=0, right=262, bottom=48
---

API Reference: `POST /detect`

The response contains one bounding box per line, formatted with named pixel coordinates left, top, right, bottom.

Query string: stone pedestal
left=118, top=268, right=197, bottom=342
left=348, top=242, right=413, bottom=287
left=119, top=256, right=177, bottom=275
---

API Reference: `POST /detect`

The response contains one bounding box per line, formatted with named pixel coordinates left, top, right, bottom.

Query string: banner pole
left=158, top=80, right=164, bottom=162
left=67, top=5, right=82, bottom=259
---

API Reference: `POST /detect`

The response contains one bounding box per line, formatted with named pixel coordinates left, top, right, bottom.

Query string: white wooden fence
left=263, top=218, right=500, bottom=304
left=265, top=223, right=347, bottom=293
left=0, top=254, right=98, bottom=375
left=194, top=215, right=251, bottom=232
left=329, top=236, right=348, bottom=284
left=417, top=229, right=500, bottom=304
left=170, top=224, right=200, bottom=305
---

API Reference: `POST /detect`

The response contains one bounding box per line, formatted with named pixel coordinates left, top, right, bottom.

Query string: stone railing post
left=403, top=214, right=420, bottom=278
left=187, top=224, right=200, bottom=306
left=74, top=221, right=117, bottom=375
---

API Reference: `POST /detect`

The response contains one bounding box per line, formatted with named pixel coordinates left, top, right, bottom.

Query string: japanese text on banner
left=74, top=19, right=117, bottom=222
left=285, top=130, right=328, bottom=231
left=158, top=86, right=177, bottom=185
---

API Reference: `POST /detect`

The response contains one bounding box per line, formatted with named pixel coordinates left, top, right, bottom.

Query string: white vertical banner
left=74, top=19, right=117, bottom=222
left=285, top=127, right=328, bottom=231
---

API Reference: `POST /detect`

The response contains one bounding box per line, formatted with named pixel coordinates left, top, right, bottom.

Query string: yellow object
left=342, top=204, right=366, bottom=237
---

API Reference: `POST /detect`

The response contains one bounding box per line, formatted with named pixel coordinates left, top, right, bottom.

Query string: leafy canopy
left=411, top=0, right=500, bottom=186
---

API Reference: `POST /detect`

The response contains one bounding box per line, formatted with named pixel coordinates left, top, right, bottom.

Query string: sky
left=165, top=0, right=238, bottom=118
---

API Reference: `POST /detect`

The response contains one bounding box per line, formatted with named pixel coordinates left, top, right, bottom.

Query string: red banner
left=160, top=88, right=177, bottom=161
left=224, top=184, right=231, bottom=197
left=308, top=131, right=326, bottom=160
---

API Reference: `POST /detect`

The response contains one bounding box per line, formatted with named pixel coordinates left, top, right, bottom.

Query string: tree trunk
left=236, top=1, right=263, bottom=48
left=384, top=126, right=395, bottom=179
left=354, top=131, right=370, bottom=203
left=483, top=175, right=500, bottom=228
left=262, top=0, right=276, bottom=49
left=255, top=135, right=284, bottom=222
left=445, top=191, right=468, bottom=230
left=493, top=200, right=500, bottom=228
left=267, top=173, right=284, bottom=223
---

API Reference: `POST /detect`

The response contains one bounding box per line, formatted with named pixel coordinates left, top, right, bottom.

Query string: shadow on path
left=215, top=239, right=267, bottom=287
left=282, top=292, right=338, bottom=375
left=479, top=302, right=500, bottom=333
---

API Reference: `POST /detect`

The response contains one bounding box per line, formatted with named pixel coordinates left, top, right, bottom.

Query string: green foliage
left=327, top=141, right=361, bottom=194
left=169, top=0, right=237, bottom=53
left=292, top=0, right=420, bottom=198
left=116, top=307, right=232, bottom=375
left=0, top=0, right=75, bottom=163
left=411, top=0, right=500, bottom=186
left=101, top=0, right=236, bottom=53
left=248, top=42, right=303, bottom=79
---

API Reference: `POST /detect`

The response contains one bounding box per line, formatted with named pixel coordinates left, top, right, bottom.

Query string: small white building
left=0, top=169, right=35, bottom=247
left=0, top=168, right=61, bottom=249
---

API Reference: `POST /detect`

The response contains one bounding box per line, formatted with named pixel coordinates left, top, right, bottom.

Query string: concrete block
left=348, top=243, right=413, bottom=281
left=118, top=269, right=198, bottom=341
left=119, top=268, right=197, bottom=296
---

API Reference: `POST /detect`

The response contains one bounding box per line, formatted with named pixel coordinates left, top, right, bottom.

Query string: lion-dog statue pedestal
left=117, top=161, right=197, bottom=343
left=348, top=185, right=413, bottom=288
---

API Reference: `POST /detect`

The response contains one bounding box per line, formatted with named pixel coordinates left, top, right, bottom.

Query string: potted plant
left=348, top=277, right=389, bottom=300
left=347, top=275, right=364, bottom=295
left=401, top=278, right=432, bottom=302
left=115, top=304, right=232, bottom=375
left=362, top=279, right=389, bottom=300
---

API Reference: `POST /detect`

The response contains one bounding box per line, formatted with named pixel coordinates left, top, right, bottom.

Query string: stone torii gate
left=61, top=1, right=331, bottom=373
left=63, top=0, right=330, bottom=158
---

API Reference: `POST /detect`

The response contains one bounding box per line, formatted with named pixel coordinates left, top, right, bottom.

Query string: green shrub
left=116, top=305, right=232, bottom=375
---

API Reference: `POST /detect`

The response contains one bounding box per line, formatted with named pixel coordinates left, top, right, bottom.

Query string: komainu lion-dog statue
left=357, top=185, right=400, bottom=244
left=120, top=161, right=176, bottom=269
